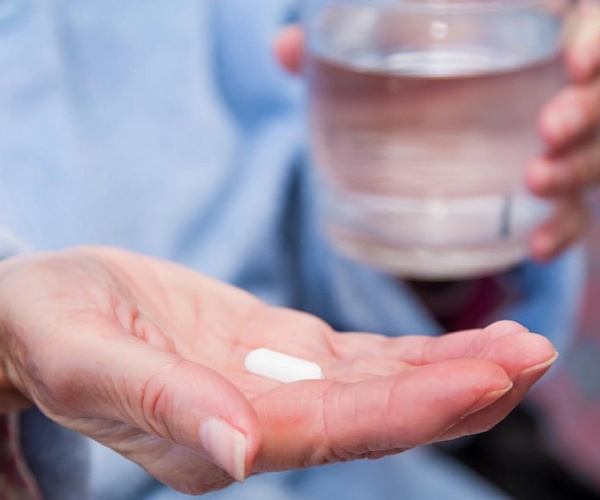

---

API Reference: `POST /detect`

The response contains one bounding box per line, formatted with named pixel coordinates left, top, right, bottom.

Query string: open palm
left=0, top=247, right=556, bottom=495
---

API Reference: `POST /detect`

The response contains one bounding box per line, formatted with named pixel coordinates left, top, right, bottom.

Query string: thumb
left=274, top=25, right=305, bottom=74
left=34, top=330, right=260, bottom=482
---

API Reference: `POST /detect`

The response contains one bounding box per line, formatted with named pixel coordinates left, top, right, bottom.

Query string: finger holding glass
left=527, top=0, right=600, bottom=261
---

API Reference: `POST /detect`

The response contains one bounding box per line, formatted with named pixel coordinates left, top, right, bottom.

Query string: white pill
left=244, top=348, right=324, bottom=383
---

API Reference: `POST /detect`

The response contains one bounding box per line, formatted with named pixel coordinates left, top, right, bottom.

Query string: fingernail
left=462, top=382, right=513, bottom=418
left=518, top=350, right=560, bottom=385
left=200, top=417, right=247, bottom=482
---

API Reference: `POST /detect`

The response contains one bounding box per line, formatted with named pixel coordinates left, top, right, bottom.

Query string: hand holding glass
left=305, top=0, right=579, bottom=279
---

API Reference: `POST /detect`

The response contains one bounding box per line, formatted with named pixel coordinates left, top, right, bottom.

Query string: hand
left=0, top=247, right=557, bottom=494
left=527, top=0, right=600, bottom=261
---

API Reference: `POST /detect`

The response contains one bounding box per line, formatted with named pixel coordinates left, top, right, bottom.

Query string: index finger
left=331, top=321, right=557, bottom=381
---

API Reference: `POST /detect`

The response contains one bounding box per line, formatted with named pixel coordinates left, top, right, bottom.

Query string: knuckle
left=138, top=363, right=180, bottom=439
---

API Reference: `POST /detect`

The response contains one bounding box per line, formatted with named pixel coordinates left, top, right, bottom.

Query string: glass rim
left=318, top=0, right=576, bottom=14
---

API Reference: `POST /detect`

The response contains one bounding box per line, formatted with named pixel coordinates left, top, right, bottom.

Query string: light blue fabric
left=20, top=408, right=92, bottom=500
left=143, top=447, right=510, bottom=500
left=0, top=0, right=583, bottom=498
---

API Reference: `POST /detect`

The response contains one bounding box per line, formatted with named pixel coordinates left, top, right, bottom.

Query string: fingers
left=436, top=350, right=556, bottom=442
left=383, top=322, right=558, bottom=442
left=528, top=131, right=600, bottom=196
left=425, top=324, right=557, bottom=441
left=528, top=107, right=598, bottom=259
left=529, top=197, right=591, bottom=261
left=34, top=322, right=261, bottom=483
left=332, top=320, right=553, bottom=370
left=537, top=79, right=600, bottom=151
left=532, top=2, right=600, bottom=203
left=252, top=358, right=513, bottom=471
left=334, top=320, right=558, bottom=432
left=274, top=24, right=304, bottom=74
left=436, top=323, right=558, bottom=441
left=430, top=321, right=556, bottom=378
left=566, top=1, right=600, bottom=82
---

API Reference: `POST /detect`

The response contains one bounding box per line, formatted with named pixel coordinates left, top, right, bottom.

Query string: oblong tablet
left=244, top=348, right=324, bottom=383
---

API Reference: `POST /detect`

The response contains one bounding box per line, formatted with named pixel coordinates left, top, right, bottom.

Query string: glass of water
left=304, top=0, right=579, bottom=279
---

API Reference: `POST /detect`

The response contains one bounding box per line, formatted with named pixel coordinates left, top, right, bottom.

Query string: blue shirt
left=0, top=1, right=584, bottom=498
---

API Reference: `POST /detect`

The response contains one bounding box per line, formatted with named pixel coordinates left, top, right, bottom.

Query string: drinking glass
left=304, top=0, right=579, bottom=279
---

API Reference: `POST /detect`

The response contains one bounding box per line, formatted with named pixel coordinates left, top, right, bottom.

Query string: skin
left=0, top=8, right=595, bottom=495
left=275, top=0, right=600, bottom=262
left=0, top=247, right=556, bottom=494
